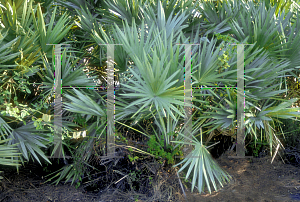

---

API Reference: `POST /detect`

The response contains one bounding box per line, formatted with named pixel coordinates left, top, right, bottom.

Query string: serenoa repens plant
left=172, top=126, right=232, bottom=194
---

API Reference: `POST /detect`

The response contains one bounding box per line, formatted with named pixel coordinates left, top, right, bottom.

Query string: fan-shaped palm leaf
left=7, top=122, right=50, bottom=165
left=172, top=128, right=232, bottom=194
left=38, top=48, right=98, bottom=101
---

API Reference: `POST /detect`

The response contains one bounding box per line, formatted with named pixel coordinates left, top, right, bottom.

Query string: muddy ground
left=0, top=150, right=299, bottom=202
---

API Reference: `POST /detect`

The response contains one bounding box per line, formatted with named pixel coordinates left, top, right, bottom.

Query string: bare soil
left=186, top=150, right=300, bottom=202
left=0, top=163, right=99, bottom=202
left=0, top=150, right=299, bottom=202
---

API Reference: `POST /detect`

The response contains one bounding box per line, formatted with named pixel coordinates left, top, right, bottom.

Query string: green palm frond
left=74, top=5, right=99, bottom=34
left=0, top=116, right=12, bottom=139
left=263, top=98, right=300, bottom=119
left=0, top=0, right=41, bottom=67
left=111, top=19, right=158, bottom=62
left=38, top=48, right=98, bottom=101
left=172, top=128, right=232, bottom=194
left=160, top=0, right=196, bottom=20
left=91, top=21, right=128, bottom=73
left=276, top=9, right=300, bottom=74
left=150, top=105, right=185, bottom=146
left=191, top=36, right=240, bottom=86
left=195, top=0, right=244, bottom=36
left=227, top=1, right=297, bottom=63
left=205, top=99, right=237, bottom=130
left=7, top=122, right=50, bottom=165
left=243, top=52, right=292, bottom=100
left=110, top=17, right=189, bottom=120
left=31, top=3, right=73, bottom=56
left=198, top=0, right=241, bottom=25
left=143, top=0, right=191, bottom=39
left=115, top=96, right=154, bottom=124
left=0, top=30, right=20, bottom=67
left=0, top=138, right=21, bottom=166
left=64, top=88, right=106, bottom=122
left=119, top=48, right=187, bottom=120
left=99, top=0, right=146, bottom=26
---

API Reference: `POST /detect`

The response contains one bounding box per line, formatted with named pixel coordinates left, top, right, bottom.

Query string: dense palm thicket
left=0, top=0, right=300, bottom=197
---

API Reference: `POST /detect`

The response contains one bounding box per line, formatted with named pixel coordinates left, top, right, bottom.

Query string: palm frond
left=8, top=122, right=50, bottom=165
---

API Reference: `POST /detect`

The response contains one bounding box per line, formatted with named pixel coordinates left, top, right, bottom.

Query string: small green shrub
left=248, top=138, right=269, bottom=157
left=147, top=133, right=183, bottom=165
